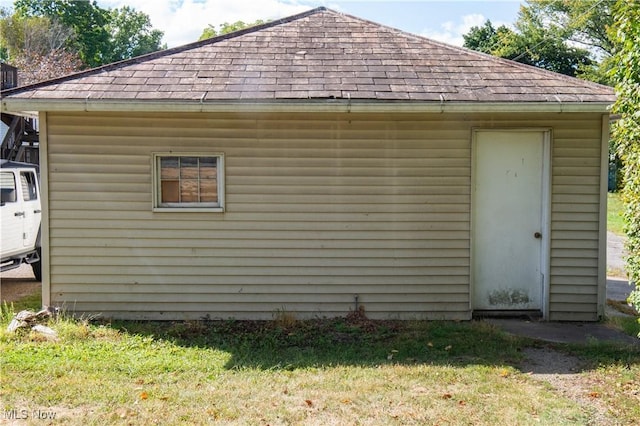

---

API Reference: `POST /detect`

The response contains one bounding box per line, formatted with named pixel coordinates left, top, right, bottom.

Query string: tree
left=463, top=0, right=614, bottom=82
left=463, top=17, right=593, bottom=77
left=518, top=0, right=615, bottom=84
left=199, top=19, right=265, bottom=41
left=105, top=6, right=165, bottom=63
left=610, top=0, right=640, bottom=322
left=523, top=0, right=614, bottom=57
left=2, top=1, right=164, bottom=83
left=11, top=49, right=82, bottom=85
left=462, top=20, right=512, bottom=55
left=14, top=0, right=111, bottom=67
left=0, top=7, right=82, bottom=84
left=13, top=0, right=164, bottom=68
left=1, top=7, right=71, bottom=59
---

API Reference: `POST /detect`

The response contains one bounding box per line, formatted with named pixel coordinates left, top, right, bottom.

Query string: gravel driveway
left=606, top=231, right=635, bottom=302
left=607, top=231, right=628, bottom=277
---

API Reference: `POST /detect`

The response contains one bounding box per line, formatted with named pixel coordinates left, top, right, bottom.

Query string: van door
left=19, top=171, right=41, bottom=248
left=1, top=171, right=24, bottom=258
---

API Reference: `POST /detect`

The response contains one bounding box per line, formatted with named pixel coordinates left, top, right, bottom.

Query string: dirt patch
left=520, top=347, right=617, bottom=425
left=1, top=264, right=41, bottom=304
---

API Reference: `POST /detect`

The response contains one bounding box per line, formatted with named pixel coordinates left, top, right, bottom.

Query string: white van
left=1, top=160, right=42, bottom=280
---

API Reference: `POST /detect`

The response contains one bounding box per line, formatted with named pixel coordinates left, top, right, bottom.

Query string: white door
left=472, top=130, right=549, bottom=312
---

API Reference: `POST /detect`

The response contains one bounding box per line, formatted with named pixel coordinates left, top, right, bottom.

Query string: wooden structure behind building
left=1, top=63, right=39, bottom=164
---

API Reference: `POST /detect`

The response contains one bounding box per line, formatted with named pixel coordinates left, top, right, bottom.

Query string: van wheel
left=32, top=249, right=42, bottom=281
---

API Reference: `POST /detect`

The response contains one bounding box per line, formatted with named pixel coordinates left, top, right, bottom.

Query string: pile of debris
left=7, top=306, right=59, bottom=339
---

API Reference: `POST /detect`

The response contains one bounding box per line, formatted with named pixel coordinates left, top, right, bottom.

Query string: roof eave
left=1, top=98, right=613, bottom=115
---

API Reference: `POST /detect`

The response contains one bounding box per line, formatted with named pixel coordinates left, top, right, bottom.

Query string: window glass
left=20, top=172, right=38, bottom=201
left=160, top=157, right=180, bottom=203
left=180, top=157, right=199, bottom=202
left=156, top=155, right=222, bottom=209
left=0, top=172, right=17, bottom=203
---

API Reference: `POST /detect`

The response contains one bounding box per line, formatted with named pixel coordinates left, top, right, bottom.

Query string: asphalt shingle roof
left=1, top=7, right=615, bottom=104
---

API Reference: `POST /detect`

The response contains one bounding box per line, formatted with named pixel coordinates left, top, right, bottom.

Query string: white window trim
left=152, top=152, right=225, bottom=212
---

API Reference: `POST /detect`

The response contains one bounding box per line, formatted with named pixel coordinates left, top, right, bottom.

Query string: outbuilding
left=0, top=8, right=616, bottom=321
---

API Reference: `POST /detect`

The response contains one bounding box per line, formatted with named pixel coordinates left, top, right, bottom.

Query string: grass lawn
left=608, top=192, right=626, bottom=235
left=1, top=300, right=639, bottom=425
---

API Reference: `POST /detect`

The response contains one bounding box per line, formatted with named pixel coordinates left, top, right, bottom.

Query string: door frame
left=470, top=128, right=552, bottom=319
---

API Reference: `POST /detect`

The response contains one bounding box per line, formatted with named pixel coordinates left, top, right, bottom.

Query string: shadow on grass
left=107, top=312, right=640, bottom=374
left=111, top=314, right=521, bottom=370
left=6, top=290, right=639, bottom=373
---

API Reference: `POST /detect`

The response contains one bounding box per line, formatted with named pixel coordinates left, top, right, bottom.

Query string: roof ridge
left=0, top=7, right=614, bottom=103
left=1, top=7, right=330, bottom=96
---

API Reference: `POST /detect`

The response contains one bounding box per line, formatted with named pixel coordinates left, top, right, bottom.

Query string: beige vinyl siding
left=44, top=111, right=605, bottom=320
left=550, top=118, right=604, bottom=321
left=46, top=111, right=471, bottom=320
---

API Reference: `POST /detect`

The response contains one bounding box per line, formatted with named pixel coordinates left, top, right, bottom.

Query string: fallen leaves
left=425, top=342, right=452, bottom=353
left=442, top=393, right=467, bottom=407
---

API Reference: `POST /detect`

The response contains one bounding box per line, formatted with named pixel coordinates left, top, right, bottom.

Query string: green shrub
left=611, top=1, right=640, bottom=333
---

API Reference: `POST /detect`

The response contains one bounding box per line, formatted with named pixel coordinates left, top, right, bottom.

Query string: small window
left=20, top=172, right=38, bottom=201
left=0, top=171, right=17, bottom=203
left=153, top=154, right=224, bottom=211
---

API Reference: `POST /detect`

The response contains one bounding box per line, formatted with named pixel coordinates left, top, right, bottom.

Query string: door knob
left=534, top=232, right=542, bottom=239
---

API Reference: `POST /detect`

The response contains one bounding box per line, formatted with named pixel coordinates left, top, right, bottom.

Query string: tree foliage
left=10, top=0, right=164, bottom=69
left=462, top=20, right=511, bottom=55
left=463, top=0, right=614, bottom=82
left=463, top=19, right=592, bottom=77
left=0, top=6, right=82, bottom=84
left=519, top=0, right=615, bottom=84
left=0, top=7, right=71, bottom=60
left=11, top=49, right=82, bottom=85
left=523, top=0, right=614, bottom=56
left=610, top=0, right=640, bottom=318
left=14, top=0, right=110, bottom=68
left=199, top=20, right=266, bottom=41
left=105, top=6, right=165, bottom=63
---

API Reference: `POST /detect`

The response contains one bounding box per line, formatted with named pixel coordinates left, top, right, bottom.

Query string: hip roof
left=0, top=7, right=616, bottom=110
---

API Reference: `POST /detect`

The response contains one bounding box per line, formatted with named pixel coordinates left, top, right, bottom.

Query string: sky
left=84, top=0, right=523, bottom=49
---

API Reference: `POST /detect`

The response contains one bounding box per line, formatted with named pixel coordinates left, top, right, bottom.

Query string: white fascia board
left=2, top=98, right=613, bottom=114
left=0, top=106, right=39, bottom=119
